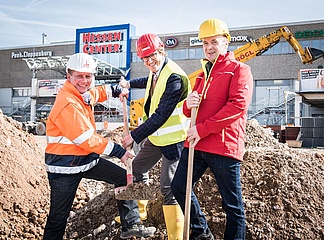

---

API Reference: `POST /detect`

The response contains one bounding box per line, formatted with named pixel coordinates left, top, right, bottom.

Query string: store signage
left=11, top=50, right=52, bottom=59
left=295, top=29, right=324, bottom=39
left=231, top=35, right=252, bottom=42
left=82, top=31, right=123, bottom=54
left=190, top=37, right=202, bottom=46
left=190, top=35, right=251, bottom=46
left=76, top=24, right=133, bottom=72
left=164, top=37, right=178, bottom=48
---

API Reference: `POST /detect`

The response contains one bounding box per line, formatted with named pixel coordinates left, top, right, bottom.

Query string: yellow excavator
left=129, top=26, right=324, bottom=128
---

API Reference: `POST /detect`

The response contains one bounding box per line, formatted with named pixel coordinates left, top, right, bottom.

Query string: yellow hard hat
left=198, top=18, right=231, bottom=41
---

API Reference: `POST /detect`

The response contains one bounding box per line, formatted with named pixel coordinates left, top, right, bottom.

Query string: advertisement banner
left=299, top=69, right=324, bottom=91
left=38, top=79, right=65, bottom=97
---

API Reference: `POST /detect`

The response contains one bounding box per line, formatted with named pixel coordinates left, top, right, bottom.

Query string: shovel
left=184, top=108, right=197, bottom=240
left=114, top=97, right=161, bottom=200
left=114, top=96, right=133, bottom=196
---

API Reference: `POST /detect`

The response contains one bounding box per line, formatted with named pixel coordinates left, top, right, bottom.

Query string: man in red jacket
left=171, top=19, right=253, bottom=240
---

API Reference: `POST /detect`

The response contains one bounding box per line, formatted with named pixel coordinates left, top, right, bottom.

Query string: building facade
left=0, top=20, right=323, bottom=140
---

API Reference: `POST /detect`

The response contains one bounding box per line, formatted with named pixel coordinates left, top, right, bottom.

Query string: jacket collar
left=200, top=51, right=234, bottom=68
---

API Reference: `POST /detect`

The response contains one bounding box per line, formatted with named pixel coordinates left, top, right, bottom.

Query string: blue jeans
left=171, top=148, right=246, bottom=240
left=43, top=157, right=140, bottom=240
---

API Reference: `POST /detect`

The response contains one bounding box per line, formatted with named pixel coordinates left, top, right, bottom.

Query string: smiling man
left=171, top=19, right=253, bottom=240
left=43, top=53, right=156, bottom=239
left=119, top=33, right=191, bottom=239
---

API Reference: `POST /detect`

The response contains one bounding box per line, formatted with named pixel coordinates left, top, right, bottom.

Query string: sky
left=0, top=0, right=323, bottom=49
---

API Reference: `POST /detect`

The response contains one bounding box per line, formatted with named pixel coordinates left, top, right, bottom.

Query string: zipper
left=222, top=129, right=225, bottom=142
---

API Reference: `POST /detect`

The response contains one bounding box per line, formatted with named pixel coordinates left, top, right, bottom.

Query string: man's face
left=67, top=70, right=93, bottom=94
left=141, top=51, right=164, bottom=73
left=202, top=35, right=228, bottom=62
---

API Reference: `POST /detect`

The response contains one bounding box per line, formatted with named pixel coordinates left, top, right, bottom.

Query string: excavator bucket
left=308, top=47, right=324, bottom=62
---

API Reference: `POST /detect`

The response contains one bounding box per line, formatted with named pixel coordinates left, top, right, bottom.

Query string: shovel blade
left=115, top=186, right=127, bottom=195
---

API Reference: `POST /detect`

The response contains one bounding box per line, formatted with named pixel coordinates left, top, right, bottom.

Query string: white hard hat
left=66, top=53, right=97, bottom=73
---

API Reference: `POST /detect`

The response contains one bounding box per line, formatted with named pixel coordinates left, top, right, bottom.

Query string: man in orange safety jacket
left=43, top=53, right=156, bottom=239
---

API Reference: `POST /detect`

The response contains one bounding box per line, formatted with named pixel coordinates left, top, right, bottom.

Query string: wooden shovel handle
left=184, top=107, right=197, bottom=240
left=122, top=96, right=130, bottom=138
left=122, top=96, right=133, bottom=185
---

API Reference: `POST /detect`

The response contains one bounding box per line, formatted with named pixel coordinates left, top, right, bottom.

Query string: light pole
left=42, top=33, right=47, bottom=44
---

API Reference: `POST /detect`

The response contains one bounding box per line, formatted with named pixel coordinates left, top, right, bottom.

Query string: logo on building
left=11, top=50, right=52, bottom=59
left=164, top=37, right=178, bottom=48
left=295, top=29, right=324, bottom=39
left=190, top=35, right=252, bottom=46
left=81, top=31, right=124, bottom=54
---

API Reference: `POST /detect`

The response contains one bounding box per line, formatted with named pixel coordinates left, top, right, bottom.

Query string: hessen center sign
left=75, top=24, right=135, bottom=71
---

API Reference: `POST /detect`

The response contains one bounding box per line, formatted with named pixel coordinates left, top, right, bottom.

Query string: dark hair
left=67, top=69, right=74, bottom=75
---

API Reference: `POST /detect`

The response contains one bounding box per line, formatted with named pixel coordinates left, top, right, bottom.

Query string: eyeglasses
left=141, top=52, right=158, bottom=62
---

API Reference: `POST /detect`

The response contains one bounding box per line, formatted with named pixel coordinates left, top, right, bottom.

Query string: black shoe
left=120, top=224, right=156, bottom=239
left=190, top=228, right=214, bottom=240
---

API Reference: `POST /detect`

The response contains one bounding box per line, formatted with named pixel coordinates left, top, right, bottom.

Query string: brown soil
left=0, top=109, right=323, bottom=239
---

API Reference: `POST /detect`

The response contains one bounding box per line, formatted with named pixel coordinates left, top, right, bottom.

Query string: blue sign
left=164, top=37, right=178, bottom=48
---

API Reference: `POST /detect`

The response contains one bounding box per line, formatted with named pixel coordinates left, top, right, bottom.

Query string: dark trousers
left=132, top=139, right=180, bottom=205
left=43, top=157, right=140, bottom=240
left=171, top=148, right=246, bottom=240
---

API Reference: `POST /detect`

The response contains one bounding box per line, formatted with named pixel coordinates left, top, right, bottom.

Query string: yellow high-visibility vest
left=143, top=59, right=191, bottom=146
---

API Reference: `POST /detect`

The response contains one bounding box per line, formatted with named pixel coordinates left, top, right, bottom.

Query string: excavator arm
left=188, top=26, right=324, bottom=87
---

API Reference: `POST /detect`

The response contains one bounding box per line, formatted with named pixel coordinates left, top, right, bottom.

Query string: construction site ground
left=0, top=109, right=323, bottom=239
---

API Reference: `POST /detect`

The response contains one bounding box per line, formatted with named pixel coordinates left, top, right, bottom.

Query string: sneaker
left=190, top=228, right=214, bottom=240
left=120, top=224, right=156, bottom=239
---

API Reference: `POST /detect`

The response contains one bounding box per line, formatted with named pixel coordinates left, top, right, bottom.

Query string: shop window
left=166, top=50, right=173, bottom=59
left=13, top=88, right=31, bottom=97
left=312, top=39, right=324, bottom=50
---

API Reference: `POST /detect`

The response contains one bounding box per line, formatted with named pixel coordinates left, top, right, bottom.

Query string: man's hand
left=187, top=126, right=201, bottom=147
left=122, top=134, right=134, bottom=149
left=120, top=150, right=134, bottom=166
left=119, top=88, right=129, bottom=101
left=119, top=78, right=130, bottom=89
left=186, top=91, right=201, bottom=109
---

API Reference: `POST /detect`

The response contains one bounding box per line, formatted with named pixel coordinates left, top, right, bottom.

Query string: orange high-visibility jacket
left=45, top=81, right=114, bottom=174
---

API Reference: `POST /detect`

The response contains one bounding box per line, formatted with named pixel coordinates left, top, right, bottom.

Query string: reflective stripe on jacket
left=45, top=81, right=111, bottom=174
left=183, top=52, right=253, bottom=161
left=143, top=59, right=190, bottom=146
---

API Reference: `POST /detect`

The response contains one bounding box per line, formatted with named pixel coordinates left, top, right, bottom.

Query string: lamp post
left=42, top=33, right=47, bottom=44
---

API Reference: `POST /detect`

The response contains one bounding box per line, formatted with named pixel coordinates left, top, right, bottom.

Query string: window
left=312, top=39, right=324, bottom=50
left=300, top=40, right=311, bottom=48
left=166, top=50, right=173, bottom=59
left=281, top=42, right=291, bottom=54
left=132, top=52, right=141, bottom=62
left=179, top=49, right=187, bottom=59
left=272, top=43, right=281, bottom=54
left=13, top=88, right=31, bottom=97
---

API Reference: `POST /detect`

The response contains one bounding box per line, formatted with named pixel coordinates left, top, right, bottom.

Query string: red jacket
left=183, top=52, right=253, bottom=161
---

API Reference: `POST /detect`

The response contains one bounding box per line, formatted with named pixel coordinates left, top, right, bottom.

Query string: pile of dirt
left=0, top=109, right=50, bottom=239
left=0, top=109, right=323, bottom=239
